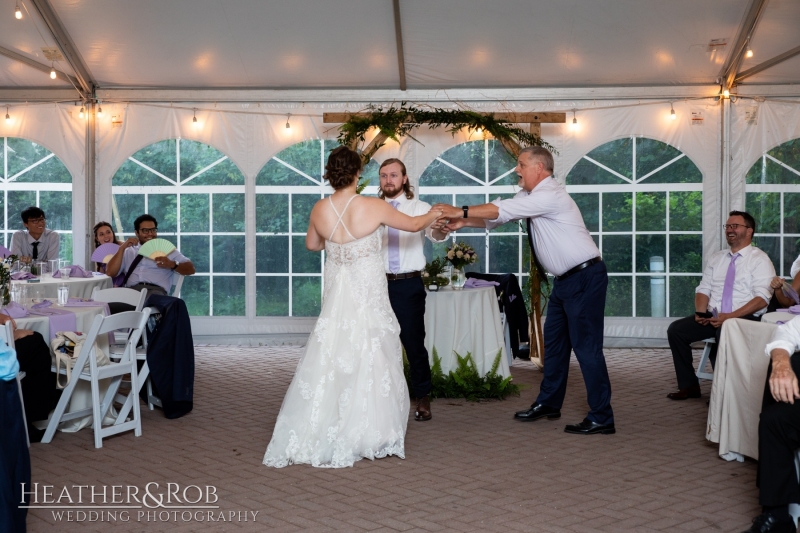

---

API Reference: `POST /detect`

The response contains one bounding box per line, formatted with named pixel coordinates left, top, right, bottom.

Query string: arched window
left=1, top=137, right=72, bottom=258
left=419, top=139, right=526, bottom=281
left=111, top=139, right=245, bottom=316
left=745, top=138, right=800, bottom=277
left=565, top=136, right=703, bottom=317
left=255, top=139, right=378, bottom=316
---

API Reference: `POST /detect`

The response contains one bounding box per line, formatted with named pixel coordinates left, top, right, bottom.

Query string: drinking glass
left=59, top=267, right=71, bottom=279
left=33, top=261, right=46, bottom=276
left=58, top=283, right=69, bottom=306
left=48, top=259, right=60, bottom=276
left=10, top=283, right=22, bottom=304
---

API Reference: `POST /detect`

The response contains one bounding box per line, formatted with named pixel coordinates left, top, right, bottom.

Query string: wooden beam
left=323, top=111, right=566, bottom=123
left=392, top=0, right=407, bottom=91
left=735, top=44, right=800, bottom=84
left=529, top=122, right=542, bottom=137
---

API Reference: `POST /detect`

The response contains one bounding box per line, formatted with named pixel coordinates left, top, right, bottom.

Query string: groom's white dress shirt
left=381, top=194, right=445, bottom=274
left=484, top=176, right=599, bottom=277
left=695, top=245, right=774, bottom=317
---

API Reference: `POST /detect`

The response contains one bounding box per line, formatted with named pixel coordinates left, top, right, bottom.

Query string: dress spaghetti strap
left=327, top=195, right=358, bottom=242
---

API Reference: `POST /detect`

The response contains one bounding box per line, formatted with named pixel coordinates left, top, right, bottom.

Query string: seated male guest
left=10, top=206, right=60, bottom=264
left=667, top=211, right=774, bottom=400
left=105, top=214, right=195, bottom=303
left=742, top=318, right=800, bottom=533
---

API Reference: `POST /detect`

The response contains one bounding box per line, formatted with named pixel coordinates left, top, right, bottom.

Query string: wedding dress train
left=263, top=197, right=409, bottom=468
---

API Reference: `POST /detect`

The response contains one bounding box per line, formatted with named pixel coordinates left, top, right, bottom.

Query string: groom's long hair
left=378, top=158, right=415, bottom=200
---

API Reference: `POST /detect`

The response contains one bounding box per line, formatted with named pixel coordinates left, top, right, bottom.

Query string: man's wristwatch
left=462, top=205, right=469, bottom=219
left=171, top=260, right=180, bottom=271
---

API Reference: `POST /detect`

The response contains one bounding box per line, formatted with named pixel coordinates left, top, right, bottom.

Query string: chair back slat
left=91, top=287, right=148, bottom=310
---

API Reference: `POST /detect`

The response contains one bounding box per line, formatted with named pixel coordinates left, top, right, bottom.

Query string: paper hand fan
left=783, top=281, right=800, bottom=305
left=0, top=245, right=11, bottom=258
left=91, top=243, right=120, bottom=264
left=138, top=238, right=176, bottom=260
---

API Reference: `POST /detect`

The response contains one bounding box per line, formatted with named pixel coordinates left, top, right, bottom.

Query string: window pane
left=420, top=159, right=477, bottom=187
left=746, top=192, right=780, bottom=234
left=571, top=193, right=599, bottom=232
left=784, top=193, right=800, bottom=234
left=256, top=194, right=289, bottom=233
left=753, top=236, right=779, bottom=271
left=112, top=159, right=168, bottom=187
left=213, top=235, right=245, bottom=273
left=189, top=159, right=244, bottom=186
left=636, top=275, right=667, bottom=318
left=59, top=233, right=72, bottom=262
left=180, top=194, right=209, bottom=233
left=489, top=193, right=521, bottom=233
left=148, top=194, right=177, bottom=233
left=212, top=193, right=245, bottom=232
left=213, top=276, right=245, bottom=316
left=292, top=236, right=321, bottom=273
left=257, top=236, right=289, bottom=273
left=635, top=234, right=666, bottom=273
left=113, top=194, right=144, bottom=234
left=183, top=275, right=210, bottom=316
left=488, top=140, right=517, bottom=185
left=6, top=138, right=53, bottom=177
left=603, top=235, right=632, bottom=273
left=669, top=235, right=702, bottom=273
left=605, top=276, right=632, bottom=316
left=646, top=155, right=702, bottom=184
left=453, top=235, right=485, bottom=273
left=566, top=157, right=626, bottom=185
left=669, top=276, right=701, bottom=317
left=423, top=238, right=450, bottom=265
left=455, top=194, right=486, bottom=233
left=488, top=235, right=519, bottom=273
left=586, top=137, right=632, bottom=179
left=7, top=191, right=36, bottom=228
left=636, top=138, right=681, bottom=179
left=670, top=191, right=702, bottom=232
left=768, top=138, right=800, bottom=175
left=602, top=193, right=632, bottom=232
left=13, top=155, right=72, bottom=183
left=257, top=276, right=289, bottom=316
left=291, top=195, right=319, bottom=234
left=440, top=141, right=485, bottom=182
left=292, top=277, right=321, bottom=316
left=636, top=192, right=665, bottom=231
left=39, top=191, right=72, bottom=230
left=783, top=237, right=799, bottom=278
left=180, top=235, right=209, bottom=272
left=130, top=140, right=176, bottom=180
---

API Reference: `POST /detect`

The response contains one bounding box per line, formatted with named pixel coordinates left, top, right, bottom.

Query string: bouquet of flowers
left=1, top=254, right=19, bottom=305
left=422, top=257, right=450, bottom=287
left=445, top=241, right=478, bottom=271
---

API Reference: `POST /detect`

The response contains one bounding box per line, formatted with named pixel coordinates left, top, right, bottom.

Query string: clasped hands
left=694, top=311, right=731, bottom=328
left=429, top=204, right=467, bottom=233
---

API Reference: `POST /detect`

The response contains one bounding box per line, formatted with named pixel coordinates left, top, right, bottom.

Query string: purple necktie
left=388, top=201, right=400, bottom=274
left=720, top=253, right=740, bottom=314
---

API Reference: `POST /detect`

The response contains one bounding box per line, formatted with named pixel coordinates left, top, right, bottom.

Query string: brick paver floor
left=26, top=347, right=760, bottom=532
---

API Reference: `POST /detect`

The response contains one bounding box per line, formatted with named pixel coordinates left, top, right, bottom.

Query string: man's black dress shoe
left=513, top=402, right=561, bottom=421
left=564, top=418, right=616, bottom=435
left=742, top=513, right=796, bottom=533
left=667, top=384, right=702, bottom=400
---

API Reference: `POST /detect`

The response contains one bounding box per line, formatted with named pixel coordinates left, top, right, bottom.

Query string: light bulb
left=14, top=5, right=22, bottom=19
left=50, top=66, right=56, bottom=79
left=4, top=108, right=10, bottom=125
left=97, top=106, right=103, bottom=117
left=745, top=47, right=753, bottom=59
left=475, top=127, right=483, bottom=135
left=670, top=105, right=676, bottom=120
left=192, top=109, right=200, bottom=129
left=723, top=88, right=730, bottom=99
left=285, top=113, right=291, bottom=129
left=571, top=115, right=578, bottom=130
left=79, top=106, right=85, bottom=119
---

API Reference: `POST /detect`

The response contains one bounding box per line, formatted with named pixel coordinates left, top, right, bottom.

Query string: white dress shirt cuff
left=484, top=199, right=506, bottom=231
left=765, top=340, right=797, bottom=358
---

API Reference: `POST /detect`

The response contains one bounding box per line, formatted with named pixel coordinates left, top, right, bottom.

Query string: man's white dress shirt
left=695, top=244, right=774, bottom=317
left=485, top=176, right=599, bottom=277
left=765, top=315, right=800, bottom=357
left=381, top=195, right=445, bottom=274
left=10, top=228, right=60, bottom=262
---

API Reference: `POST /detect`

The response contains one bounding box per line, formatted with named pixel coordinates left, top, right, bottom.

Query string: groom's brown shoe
left=415, top=395, right=432, bottom=421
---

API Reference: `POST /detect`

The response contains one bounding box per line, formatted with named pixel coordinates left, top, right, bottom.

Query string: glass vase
left=1, top=283, right=9, bottom=306
left=451, top=268, right=466, bottom=290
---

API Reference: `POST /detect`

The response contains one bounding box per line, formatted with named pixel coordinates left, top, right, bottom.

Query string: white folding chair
left=1, top=321, right=29, bottom=447
left=695, top=338, right=716, bottom=381
left=42, top=309, right=151, bottom=449
left=91, top=286, right=148, bottom=311
left=171, top=274, right=184, bottom=298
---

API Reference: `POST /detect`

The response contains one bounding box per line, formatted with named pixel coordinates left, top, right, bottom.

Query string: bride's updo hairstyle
left=325, top=146, right=362, bottom=190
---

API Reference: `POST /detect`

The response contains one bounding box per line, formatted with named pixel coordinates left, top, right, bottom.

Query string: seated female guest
left=92, top=221, right=122, bottom=273
left=770, top=253, right=800, bottom=308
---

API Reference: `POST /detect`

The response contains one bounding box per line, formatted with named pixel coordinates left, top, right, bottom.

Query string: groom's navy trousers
left=387, top=277, right=432, bottom=399
left=535, top=260, right=614, bottom=425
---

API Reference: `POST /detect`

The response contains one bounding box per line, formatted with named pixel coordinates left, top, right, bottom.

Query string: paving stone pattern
left=27, top=347, right=760, bottom=532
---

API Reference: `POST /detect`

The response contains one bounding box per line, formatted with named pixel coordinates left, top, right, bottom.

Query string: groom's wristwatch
left=462, top=206, right=469, bottom=219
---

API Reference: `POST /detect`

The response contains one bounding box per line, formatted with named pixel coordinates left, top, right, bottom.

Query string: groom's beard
left=381, top=184, right=402, bottom=198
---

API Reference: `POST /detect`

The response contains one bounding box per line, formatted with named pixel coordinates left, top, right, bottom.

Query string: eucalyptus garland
left=337, top=103, right=555, bottom=164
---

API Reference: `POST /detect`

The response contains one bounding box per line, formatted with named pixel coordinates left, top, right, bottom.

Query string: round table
left=761, top=312, right=797, bottom=325
left=12, top=273, right=112, bottom=300
left=423, top=285, right=510, bottom=378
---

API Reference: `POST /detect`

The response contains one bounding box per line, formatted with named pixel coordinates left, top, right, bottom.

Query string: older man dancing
left=434, top=146, right=614, bottom=435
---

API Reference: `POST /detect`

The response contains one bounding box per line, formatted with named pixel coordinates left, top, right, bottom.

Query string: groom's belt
left=555, top=257, right=602, bottom=281
left=386, top=270, right=422, bottom=281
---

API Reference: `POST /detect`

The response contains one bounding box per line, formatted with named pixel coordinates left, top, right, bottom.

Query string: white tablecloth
left=423, top=286, right=510, bottom=378
left=12, top=273, right=112, bottom=300
left=707, top=318, right=777, bottom=460
left=762, top=311, right=797, bottom=325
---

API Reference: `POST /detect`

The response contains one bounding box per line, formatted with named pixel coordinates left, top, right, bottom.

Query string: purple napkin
left=31, top=300, right=53, bottom=309
left=63, top=298, right=111, bottom=316
left=0, top=302, right=28, bottom=318
left=52, top=265, right=93, bottom=278
left=0, top=245, right=11, bottom=258
left=464, top=278, right=501, bottom=289
left=28, top=306, right=77, bottom=340
left=11, top=272, right=36, bottom=280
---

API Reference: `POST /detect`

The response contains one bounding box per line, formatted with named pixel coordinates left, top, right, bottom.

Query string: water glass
left=59, top=267, right=71, bottom=279
left=48, top=259, right=60, bottom=276
left=33, top=261, right=47, bottom=276
left=58, top=283, right=69, bottom=306
left=10, top=284, right=22, bottom=304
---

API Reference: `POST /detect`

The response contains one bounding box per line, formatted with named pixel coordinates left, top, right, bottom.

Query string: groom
left=379, top=158, right=447, bottom=421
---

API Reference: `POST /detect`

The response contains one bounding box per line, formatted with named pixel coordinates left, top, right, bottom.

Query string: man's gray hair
left=519, top=146, right=554, bottom=172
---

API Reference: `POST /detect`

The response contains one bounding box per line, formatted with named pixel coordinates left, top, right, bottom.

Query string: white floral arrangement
left=445, top=242, right=478, bottom=270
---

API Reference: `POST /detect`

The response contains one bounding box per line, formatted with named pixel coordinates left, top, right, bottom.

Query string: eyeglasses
left=27, top=217, right=46, bottom=224
left=722, top=224, right=751, bottom=230
left=138, top=227, right=158, bottom=235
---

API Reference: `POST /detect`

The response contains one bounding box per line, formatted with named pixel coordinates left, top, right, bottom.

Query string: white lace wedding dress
left=263, top=197, right=409, bottom=468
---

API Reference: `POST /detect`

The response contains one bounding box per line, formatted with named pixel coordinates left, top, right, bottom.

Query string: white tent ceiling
left=0, top=0, right=798, bottom=95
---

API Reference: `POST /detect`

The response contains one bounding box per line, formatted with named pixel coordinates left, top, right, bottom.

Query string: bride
left=263, top=146, right=442, bottom=468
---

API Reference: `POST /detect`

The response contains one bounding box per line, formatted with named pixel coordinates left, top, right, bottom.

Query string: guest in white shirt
left=379, top=158, right=447, bottom=421
left=434, top=146, right=615, bottom=435
left=741, top=318, right=800, bottom=533
left=666, top=211, right=774, bottom=400
left=10, top=206, right=60, bottom=264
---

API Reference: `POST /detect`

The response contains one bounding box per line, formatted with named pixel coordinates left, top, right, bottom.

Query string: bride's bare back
left=306, top=193, right=440, bottom=250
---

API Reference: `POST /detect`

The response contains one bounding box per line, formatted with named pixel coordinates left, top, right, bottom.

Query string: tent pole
left=85, top=101, right=96, bottom=268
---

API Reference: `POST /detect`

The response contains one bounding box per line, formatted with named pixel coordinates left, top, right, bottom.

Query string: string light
left=14, top=1, right=21, bottom=19
left=79, top=105, right=85, bottom=119
left=285, top=113, right=291, bottom=129
left=49, top=63, right=56, bottom=79
left=670, top=103, right=676, bottom=120
left=745, top=46, right=754, bottom=59
left=192, top=108, right=200, bottom=129
left=570, top=110, right=578, bottom=130
left=4, top=106, right=10, bottom=125
left=723, top=88, right=730, bottom=99
left=97, top=103, right=103, bottom=117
